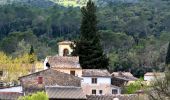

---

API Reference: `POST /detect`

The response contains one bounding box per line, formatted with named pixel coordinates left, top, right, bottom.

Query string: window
left=70, top=71, right=75, bottom=76
left=112, top=89, right=118, bottom=94
left=92, top=89, right=96, bottom=95
left=92, top=78, right=97, bottom=84
left=0, top=71, right=3, bottom=76
left=0, top=82, right=3, bottom=87
left=63, top=49, right=69, bottom=56
left=99, top=90, right=103, bottom=94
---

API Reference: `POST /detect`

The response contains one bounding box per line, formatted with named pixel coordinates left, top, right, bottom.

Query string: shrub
left=18, top=92, right=48, bottom=100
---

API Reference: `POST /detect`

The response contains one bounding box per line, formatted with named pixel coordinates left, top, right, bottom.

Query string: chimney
left=37, top=76, right=43, bottom=84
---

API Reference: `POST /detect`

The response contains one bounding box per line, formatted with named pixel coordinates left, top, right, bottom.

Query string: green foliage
left=29, top=45, right=34, bottom=55
left=18, top=92, right=48, bottom=100
left=124, top=78, right=147, bottom=94
left=0, top=52, right=37, bottom=83
left=0, top=0, right=170, bottom=77
left=72, top=0, right=109, bottom=69
left=0, top=31, right=37, bottom=54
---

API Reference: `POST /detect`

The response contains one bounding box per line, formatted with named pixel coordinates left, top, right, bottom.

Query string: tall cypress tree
left=166, top=42, right=170, bottom=65
left=29, top=45, right=36, bottom=64
left=72, top=0, right=109, bottom=69
left=29, top=45, right=34, bottom=55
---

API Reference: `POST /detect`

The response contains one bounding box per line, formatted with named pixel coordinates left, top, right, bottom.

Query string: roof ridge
left=19, top=68, right=82, bottom=80
left=45, top=86, right=81, bottom=89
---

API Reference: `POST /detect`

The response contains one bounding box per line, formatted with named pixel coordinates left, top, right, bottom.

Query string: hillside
left=0, top=0, right=170, bottom=77
left=0, top=0, right=139, bottom=7
left=0, top=0, right=55, bottom=7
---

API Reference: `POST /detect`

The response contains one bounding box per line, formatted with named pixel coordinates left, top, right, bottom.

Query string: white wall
left=0, top=86, right=22, bottom=93
left=82, top=77, right=111, bottom=85
left=81, top=77, right=122, bottom=95
left=44, top=57, right=48, bottom=70
left=144, top=75, right=164, bottom=81
left=144, top=76, right=152, bottom=81
left=111, top=87, right=121, bottom=95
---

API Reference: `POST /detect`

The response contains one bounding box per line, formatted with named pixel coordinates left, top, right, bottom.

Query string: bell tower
left=58, top=41, right=73, bottom=56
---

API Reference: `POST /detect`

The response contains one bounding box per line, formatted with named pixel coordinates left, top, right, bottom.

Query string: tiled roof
left=47, top=56, right=81, bottom=69
left=111, top=72, right=138, bottom=81
left=144, top=72, right=164, bottom=76
left=112, top=72, right=133, bottom=77
left=82, top=69, right=111, bottom=77
left=0, top=86, right=22, bottom=93
left=0, top=92, right=22, bottom=100
left=87, top=95, right=139, bottom=100
left=46, top=86, right=86, bottom=99
left=19, top=69, right=81, bottom=94
left=58, top=41, right=73, bottom=45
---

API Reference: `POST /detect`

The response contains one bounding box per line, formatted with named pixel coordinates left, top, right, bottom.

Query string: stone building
left=19, top=68, right=82, bottom=95
left=111, top=72, right=138, bottom=86
left=144, top=72, right=165, bottom=85
left=44, top=41, right=82, bottom=77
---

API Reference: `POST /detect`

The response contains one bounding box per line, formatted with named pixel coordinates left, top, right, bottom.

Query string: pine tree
left=166, top=42, right=170, bottom=70
left=72, top=0, right=109, bottom=69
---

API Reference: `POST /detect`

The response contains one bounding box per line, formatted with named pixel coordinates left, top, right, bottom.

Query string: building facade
left=144, top=72, right=165, bottom=82
left=81, top=69, right=121, bottom=95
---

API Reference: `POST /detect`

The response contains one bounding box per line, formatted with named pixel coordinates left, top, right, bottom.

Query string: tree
left=28, top=45, right=36, bottom=64
left=165, top=42, right=170, bottom=66
left=72, top=0, right=109, bottom=69
left=29, top=45, right=34, bottom=55
left=28, top=45, right=37, bottom=73
left=148, top=72, right=170, bottom=100
left=123, top=78, right=147, bottom=94
left=148, top=42, right=170, bottom=100
left=0, top=52, right=33, bottom=84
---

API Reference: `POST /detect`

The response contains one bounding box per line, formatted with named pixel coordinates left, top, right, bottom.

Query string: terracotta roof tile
left=144, top=72, right=164, bottom=76
left=87, top=95, right=139, bottom=100
left=111, top=72, right=138, bottom=81
left=47, top=56, right=80, bottom=69
left=82, top=69, right=111, bottom=77
left=19, top=69, right=81, bottom=94
left=0, top=92, right=22, bottom=100
left=112, top=72, right=133, bottom=77
left=46, top=86, right=86, bottom=99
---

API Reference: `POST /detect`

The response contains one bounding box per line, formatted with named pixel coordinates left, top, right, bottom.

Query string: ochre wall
left=54, top=68, right=82, bottom=77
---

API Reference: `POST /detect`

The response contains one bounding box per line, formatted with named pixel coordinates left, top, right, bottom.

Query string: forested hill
left=0, top=0, right=170, bottom=77
left=0, top=0, right=139, bottom=7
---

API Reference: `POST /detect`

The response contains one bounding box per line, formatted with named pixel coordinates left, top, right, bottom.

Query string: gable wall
left=54, top=68, right=82, bottom=77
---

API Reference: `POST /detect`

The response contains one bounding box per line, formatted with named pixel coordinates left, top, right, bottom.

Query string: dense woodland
left=0, top=0, right=170, bottom=77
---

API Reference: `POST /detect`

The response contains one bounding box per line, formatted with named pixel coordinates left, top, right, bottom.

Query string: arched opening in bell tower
left=63, top=48, right=69, bottom=56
